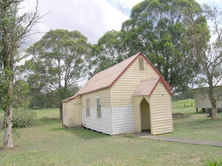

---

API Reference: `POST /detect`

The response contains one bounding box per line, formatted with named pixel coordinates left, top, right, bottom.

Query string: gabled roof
left=133, top=77, right=172, bottom=97
left=63, top=52, right=171, bottom=102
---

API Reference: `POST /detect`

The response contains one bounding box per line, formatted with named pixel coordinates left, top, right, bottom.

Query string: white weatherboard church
left=62, top=52, right=173, bottom=135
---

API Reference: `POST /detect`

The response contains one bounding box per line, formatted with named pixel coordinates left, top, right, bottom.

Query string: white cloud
left=196, top=0, right=222, bottom=5
left=19, top=0, right=221, bottom=48
left=20, top=0, right=128, bottom=47
left=117, top=0, right=143, bottom=9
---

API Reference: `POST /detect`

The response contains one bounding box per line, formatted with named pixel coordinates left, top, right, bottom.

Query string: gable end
left=110, top=52, right=171, bottom=91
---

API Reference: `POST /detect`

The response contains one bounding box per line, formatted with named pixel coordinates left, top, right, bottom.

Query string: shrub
left=13, top=108, right=37, bottom=128
left=205, top=159, right=222, bottom=166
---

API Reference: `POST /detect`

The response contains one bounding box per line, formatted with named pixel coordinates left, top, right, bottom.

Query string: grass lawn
left=169, top=99, right=222, bottom=141
left=165, top=112, right=222, bottom=141
left=172, top=99, right=195, bottom=109
left=35, top=108, right=60, bottom=119
left=0, top=103, right=222, bottom=165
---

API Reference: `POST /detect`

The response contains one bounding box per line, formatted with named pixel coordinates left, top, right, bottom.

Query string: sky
left=20, top=0, right=221, bottom=48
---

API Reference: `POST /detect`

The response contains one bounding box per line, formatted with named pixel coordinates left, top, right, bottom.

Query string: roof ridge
left=90, top=52, right=140, bottom=79
left=63, top=51, right=172, bottom=103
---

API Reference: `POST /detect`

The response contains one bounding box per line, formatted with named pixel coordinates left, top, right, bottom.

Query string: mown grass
left=0, top=103, right=222, bottom=165
left=170, top=99, right=222, bottom=141
left=172, top=99, right=196, bottom=114
left=165, top=113, right=222, bottom=141
left=34, top=108, right=60, bottom=119
left=172, top=99, right=195, bottom=109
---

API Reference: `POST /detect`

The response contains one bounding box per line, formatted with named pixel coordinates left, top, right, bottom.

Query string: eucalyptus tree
left=0, top=0, right=40, bottom=148
left=121, top=0, right=203, bottom=94
left=183, top=3, right=222, bottom=119
left=89, top=30, right=124, bottom=78
left=24, top=29, right=91, bottom=117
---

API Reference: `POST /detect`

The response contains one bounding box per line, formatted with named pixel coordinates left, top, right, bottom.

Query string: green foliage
left=89, top=30, right=123, bottom=78
left=12, top=107, right=37, bottom=128
left=22, top=29, right=90, bottom=108
left=172, top=88, right=194, bottom=101
left=12, top=128, right=21, bottom=138
left=184, top=4, right=222, bottom=119
left=13, top=79, right=30, bottom=108
left=125, top=134, right=135, bottom=138
left=0, top=0, right=40, bottom=147
left=120, top=0, right=204, bottom=94
left=88, top=0, right=207, bottom=94
left=205, top=159, right=222, bottom=166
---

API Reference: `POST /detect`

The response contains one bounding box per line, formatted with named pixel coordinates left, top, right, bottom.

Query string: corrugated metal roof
left=63, top=52, right=172, bottom=103
left=133, top=77, right=160, bottom=96
left=73, top=52, right=140, bottom=96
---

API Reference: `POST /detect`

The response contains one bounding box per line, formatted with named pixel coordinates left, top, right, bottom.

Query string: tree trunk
left=211, top=102, right=218, bottom=119
left=60, top=103, right=63, bottom=120
left=3, top=81, right=14, bottom=148
left=208, top=86, right=218, bottom=119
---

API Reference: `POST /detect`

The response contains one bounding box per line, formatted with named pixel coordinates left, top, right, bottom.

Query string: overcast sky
left=20, top=0, right=221, bottom=47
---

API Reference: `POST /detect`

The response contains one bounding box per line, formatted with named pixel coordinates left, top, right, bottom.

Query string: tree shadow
left=50, top=127, right=110, bottom=140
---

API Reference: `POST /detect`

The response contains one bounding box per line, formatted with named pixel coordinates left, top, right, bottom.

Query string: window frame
left=139, top=58, right=144, bottom=71
left=96, top=97, right=101, bottom=119
left=86, top=99, right=90, bottom=117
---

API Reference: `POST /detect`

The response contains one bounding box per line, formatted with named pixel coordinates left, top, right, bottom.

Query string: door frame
left=140, top=97, right=151, bottom=132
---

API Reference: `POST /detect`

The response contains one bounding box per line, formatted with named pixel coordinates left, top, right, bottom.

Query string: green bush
left=205, top=159, right=222, bottom=166
left=13, top=108, right=37, bottom=128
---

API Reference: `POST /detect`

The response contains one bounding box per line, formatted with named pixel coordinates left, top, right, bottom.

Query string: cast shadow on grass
left=50, top=126, right=110, bottom=140
left=37, top=117, right=61, bottom=126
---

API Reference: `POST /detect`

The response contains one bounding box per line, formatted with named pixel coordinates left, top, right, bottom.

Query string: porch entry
left=140, top=98, right=150, bottom=131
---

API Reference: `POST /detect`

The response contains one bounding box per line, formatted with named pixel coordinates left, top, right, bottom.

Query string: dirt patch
left=173, top=113, right=190, bottom=118
left=0, top=145, right=23, bottom=152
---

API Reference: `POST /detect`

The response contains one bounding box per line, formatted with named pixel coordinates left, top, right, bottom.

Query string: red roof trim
left=109, top=52, right=171, bottom=90
left=149, top=78, right=172, bottom=97
left=65, top=51, right=172, bottom=103
left=62, top=94, right=80, bottom=103
left=148, top=77, right=161, bottom=97
left=161, top=78, right=173, bottom=97
left=109, top=52, right=142, bottom=88
left=142, top=53, right=171, bottom=90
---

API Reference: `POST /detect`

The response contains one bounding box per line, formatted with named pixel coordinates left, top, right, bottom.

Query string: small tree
left=0, top=0, right=40, bottom=148
left=184, top=3, right=222, bottom=119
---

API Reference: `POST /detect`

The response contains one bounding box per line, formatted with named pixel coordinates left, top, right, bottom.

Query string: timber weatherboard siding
left=150, top=83, right=173, bottom=135
left=112, top=106, right=135, bottom=134
left=81, top=88, right=112, bottom=134
left=63, top=97, right=82, bottom=128
left=194, top=92, right=222, bottom=109
left=82, top=88, right=110, bottom=108
left=111, top=57, right=158, bottom=107
left=63, top=52, right=173, bottom=135
left=82, top=107, right=112, bottom=134
left=133, top=96, right=151, bottom=133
